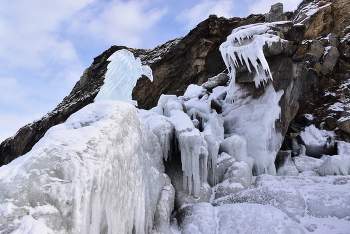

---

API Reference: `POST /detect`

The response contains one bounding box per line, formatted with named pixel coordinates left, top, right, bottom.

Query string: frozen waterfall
left=220, top=22, right=285, bottom=176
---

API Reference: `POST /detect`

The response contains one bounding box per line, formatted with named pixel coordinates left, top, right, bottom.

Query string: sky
left=0, top=0, right=301, bottom=142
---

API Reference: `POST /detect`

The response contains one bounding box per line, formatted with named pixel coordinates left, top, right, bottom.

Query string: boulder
left=320, top=46, right=340, bottom=77
left=337, top=113, right=350, bottom=135
left=265, top=3, right=287, bottom=22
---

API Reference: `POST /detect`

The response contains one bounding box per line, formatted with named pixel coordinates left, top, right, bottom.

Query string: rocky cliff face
left=1, top=0, right=349, bottom=166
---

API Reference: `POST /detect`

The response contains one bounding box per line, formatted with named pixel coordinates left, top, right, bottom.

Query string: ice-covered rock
left=202, top=73, right=230, bottom=90
left=317, top=154, right=350, bottom=176
left=138, top=110, right=175, bottom=161
left=176, top=203, right=216, bottom=234
left=0, top=101, right=172, bottom=234
left=213, top=185, right=306, bottom=219
left=166, top=162, right=212, bottom=210
left=219, top=135, right=254, bottom=170
left=275, top=150, right=299, bottom=176
left=177, top=202, right=305, bottom=234
left=299, top=125, right=337, bottom=157
left=293, top=155, right=324, bottom=172
left=214, top=152, right=248, bottom=199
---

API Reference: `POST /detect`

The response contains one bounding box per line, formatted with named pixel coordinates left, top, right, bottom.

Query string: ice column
left=95, top=49, right=153, bottom=106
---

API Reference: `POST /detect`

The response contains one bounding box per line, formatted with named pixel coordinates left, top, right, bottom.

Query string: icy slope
left=0, top=100, right=173, bottom=234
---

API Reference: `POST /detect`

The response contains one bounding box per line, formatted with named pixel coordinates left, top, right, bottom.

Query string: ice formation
left=0, top=101, right=172, bottom=234
left=219, top=23, right=285, bottom=176
left=222, top=83, right=283, bottom=175
left=219, top=22, right=286, bottom=87
left=94, top=49, right=153, bottom=106
left=177, top=203, right=305, bottom=234
left=317, top=155, right=350, bottom=176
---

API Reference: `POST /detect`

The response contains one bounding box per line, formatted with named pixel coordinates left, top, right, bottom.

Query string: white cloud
left=69, top=0, right=168, bottom=48
left=0, top=0, right=93, bottom=70
left=249, top=0, right=300, bottom=15
left=176, top=0, right=235, bottom=30
left=0, top=77, right=28, bottom=106
left=0, top=113, right=43, bottom=142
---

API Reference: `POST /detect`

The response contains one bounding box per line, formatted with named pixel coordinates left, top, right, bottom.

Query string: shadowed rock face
left=1, top=0, right=350, bottom=166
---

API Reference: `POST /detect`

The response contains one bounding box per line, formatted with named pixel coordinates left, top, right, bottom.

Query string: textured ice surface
left=317, top=154, right=350, bottom=176
left=213, top=160, right=251, bottom=200
left=338, top=141, right=350, bottom=155
left=293, top=155, right=324, bottom=172
left=152, top=178, right=175, bottom=234
left=177, top=202, right=305, bottom=234
left=214, top=185, right=306, bottom=219
left=255, top=174, right=350, bottom=220
left=277, top=155, right=299, bottom=176
left=95, top=49, right=153, bottom=105
left=0, top=101, right=171, bottom=234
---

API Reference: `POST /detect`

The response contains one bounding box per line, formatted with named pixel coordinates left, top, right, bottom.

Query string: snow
left=255, top=174, right=350, bottom=220
left=0, top=100, right=171, bottom=234
left=178, top=203, right=305, bottom=234
left=276, top=155, right=299, bottom=176
left=183, top=84, right=206, bottom=98
left=338, top=141, right=350, bottom=155
left=214, top=184, right=307, bottom=220
left=94, top=49, right=153, bottom=106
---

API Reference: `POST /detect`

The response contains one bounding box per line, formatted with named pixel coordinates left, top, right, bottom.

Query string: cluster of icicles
left=139, top=22, right=286, bottom=196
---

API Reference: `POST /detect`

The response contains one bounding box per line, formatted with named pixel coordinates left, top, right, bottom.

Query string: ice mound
left=95, top=49, right=153, bottom=105
left=0, top=100, right=172, bottom=234
left=293, top=155, right=324, bottom=172
left=213, top=185, right=306, bottom=219
left=213, top=156, right=252, bottom=200
left=177, top=202, right=305, bottom=234
left=317, top=154, right=350, bottom=176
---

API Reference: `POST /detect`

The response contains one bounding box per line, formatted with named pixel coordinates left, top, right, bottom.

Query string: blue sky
left=0, top=0, right=301, bottom=142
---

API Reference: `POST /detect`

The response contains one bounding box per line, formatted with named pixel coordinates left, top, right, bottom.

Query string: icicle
left=219, top=22, right=287, bottom=88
